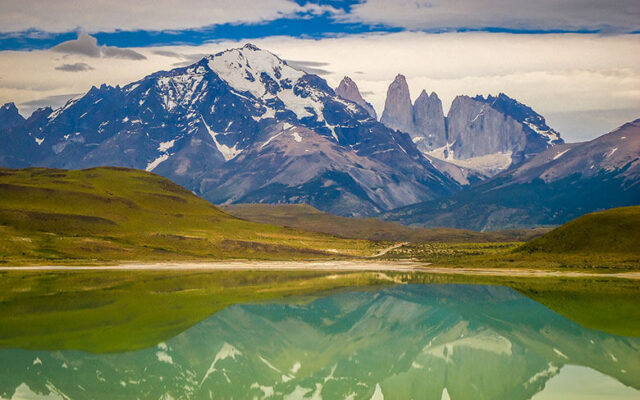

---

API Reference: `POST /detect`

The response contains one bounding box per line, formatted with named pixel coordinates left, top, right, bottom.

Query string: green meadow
left=0, top=167, right=380, bottom=264
left=380, top=206, right=640, bottom=271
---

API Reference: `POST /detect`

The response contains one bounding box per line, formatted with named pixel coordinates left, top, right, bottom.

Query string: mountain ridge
left=384, top=119, right=640, bottom=230
left=0, top=45, right=458, bottom=217
left=379, top=76, right=564, bottom=176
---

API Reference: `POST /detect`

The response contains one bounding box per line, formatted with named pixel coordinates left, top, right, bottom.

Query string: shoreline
left=1, top=261, right=639, bottom=279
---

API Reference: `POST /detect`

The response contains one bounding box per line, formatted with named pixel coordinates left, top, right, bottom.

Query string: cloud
left=52, top=33, right=146, bottom=60
left=52, top=33, right=100, bottom=57
left=101, top=46, right=147, bottom=60
left=0, top=32, right=638, bottom=142
left=54, top=62, right=94, bottom=72
left=284, top=59, right=332, bottom=75
left=152, top=50, right=185, bottom=59
left=0, top=0, right=342, bottom=33
left=18, top=92, right=81, bottom=116
left=343, top=0, right=640, bottom=32
left=168, top=53, right=212, bottom=67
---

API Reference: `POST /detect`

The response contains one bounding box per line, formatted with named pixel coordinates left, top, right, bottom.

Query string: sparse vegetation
left=381, top=240, right=640, bottom=271
left=0, top=167, right=382, bottom=264
left=224, top=203, right=550, bottom=243
left=519, top=206, right=640, bottom=255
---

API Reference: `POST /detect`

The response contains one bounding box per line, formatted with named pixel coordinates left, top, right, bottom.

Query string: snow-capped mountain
left=385, top=119, right=640, bottom=230
left=379, top=76, right=563, bottom=176
left=0, top=44, right=458, bottom=216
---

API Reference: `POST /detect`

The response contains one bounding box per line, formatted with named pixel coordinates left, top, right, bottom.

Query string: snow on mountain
left=378, top=74, right=564, bottom=178
left=335, top=76, right=377, bottom=119
left=385, top=119, right=640, bottom=230
left=0, top=44, right=458, bottom=217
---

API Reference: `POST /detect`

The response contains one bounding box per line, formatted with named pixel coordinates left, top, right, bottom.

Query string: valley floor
left=1, top=260, right=639, bottom=279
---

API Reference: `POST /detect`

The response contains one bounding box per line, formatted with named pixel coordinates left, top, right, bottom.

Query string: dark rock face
left=378, top=74, right=564, bottom=175
left=0, top=45, right=459, bottom=217
left=335, top=76, right=377, bottom=119
left=380, top=74, right=414, bottom=136
left=0, top=103, right=47, bottom=168
left=384, top=119, right=640, bottom=230
left=413, top=90, right=447, bottom=151
left=447, top=95, right=527, bottom=160
left=380, top=75, right=447, bottom=153
left=446, top=94, right=563, bottom=164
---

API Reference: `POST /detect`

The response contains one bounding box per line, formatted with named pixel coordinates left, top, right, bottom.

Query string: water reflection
left=1, top=285, right=638, bottom=399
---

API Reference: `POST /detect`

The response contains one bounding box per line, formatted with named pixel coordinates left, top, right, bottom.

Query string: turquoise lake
left=1, top=284, right=638, bottom=399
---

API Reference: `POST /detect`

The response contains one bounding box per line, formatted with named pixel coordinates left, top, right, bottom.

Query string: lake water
left=1, top=284, right=638, bottom=399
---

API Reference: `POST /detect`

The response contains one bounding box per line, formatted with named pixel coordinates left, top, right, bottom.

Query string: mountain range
left=385, top=119, right=640, bottom=230
left=0, top=44, right=457, bottom=217
left=379, top=74, right=563, bottom=176
left=0, top=44, right=638, bottom=228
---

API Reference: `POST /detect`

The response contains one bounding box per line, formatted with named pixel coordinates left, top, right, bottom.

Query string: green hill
left=223, top=203, right=549, bottom=243
left=0, top=168, right=378, bottom=264
left=520, top=206, right=640, bottom=255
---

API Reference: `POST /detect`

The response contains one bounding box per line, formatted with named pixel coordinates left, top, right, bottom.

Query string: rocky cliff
left=380, top=74, right=447, bottom=154
left=378, top=73, right=563, bottom=175
left=335, top=76, right=377, bottom=119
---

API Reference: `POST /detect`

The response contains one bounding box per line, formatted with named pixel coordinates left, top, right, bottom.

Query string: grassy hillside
left=378, top=207, right=640, bottom=271
left=223, top=203, right=550, bottom=243
left=520, top=206, right=640, bottom=255
left=0, top=167, right=379, bottom=264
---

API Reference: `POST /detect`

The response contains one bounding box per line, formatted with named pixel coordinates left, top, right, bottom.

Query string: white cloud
left=0, top=32, right=638, bottom=142
left=54, top=62, right=94, bottom=72
left=0, top=0, right=341, bottom=33
left=344, top=0, right=640, bottom=32
left=53, top=33, right=146, bottom=60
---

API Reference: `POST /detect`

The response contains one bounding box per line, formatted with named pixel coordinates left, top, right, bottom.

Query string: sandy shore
left=1, top=261, right=639, bottom=279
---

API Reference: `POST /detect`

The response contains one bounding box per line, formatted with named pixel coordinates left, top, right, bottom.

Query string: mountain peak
left=381, top=75, right=447, bottom=153
left=381, top=73, right=413, bottom=133
left=1, top=102, right=18, bottom=113
left=205, top=44, right=305, bottom=99
left=242, top=43, right=261, bottom=51
left=0, top=102, right=25, bottom=127
left=335, top=76, right=377, bottom=119
left=416, top=90, right=432, bottom=102
left=392, top=74, right=407, bottom=84
left=338, top=76, right=356, bottom=89
left=412, top=90, right=447, bottom=152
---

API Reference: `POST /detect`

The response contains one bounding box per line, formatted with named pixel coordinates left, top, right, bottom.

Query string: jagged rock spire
left=380, top=74, right=413, bottom=134
left=335, top=76, right=377, bottom=119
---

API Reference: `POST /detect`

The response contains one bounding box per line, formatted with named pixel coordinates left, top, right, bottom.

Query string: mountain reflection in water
left=1, top=284, right=638, bottom=399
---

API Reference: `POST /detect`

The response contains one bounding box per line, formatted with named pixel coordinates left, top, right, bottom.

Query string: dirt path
left=1, top=261, right=639, bottom=279
left=369, top=242, right=408, bottom=258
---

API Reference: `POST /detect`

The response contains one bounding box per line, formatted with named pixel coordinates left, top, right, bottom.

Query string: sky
left=0, top=0, right=638, bottom=142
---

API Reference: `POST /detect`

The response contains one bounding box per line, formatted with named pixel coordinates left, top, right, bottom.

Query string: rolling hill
left=519, top=206, right=640, bottom=255
left=223, top=203, right=549, bottom=243
left=0, top=167, right=378, bottom=264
